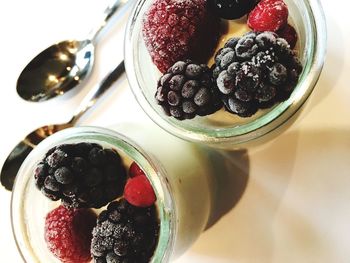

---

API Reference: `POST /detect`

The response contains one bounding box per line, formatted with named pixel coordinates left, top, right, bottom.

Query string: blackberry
left=269, top=63, right=288, bottom=85
left=155, top=60, right=222, bottom=120
left=223, top=96, right=258, bottom=117
left=235, top=33, right=259, bottom=60
left=34, top=162, right=47, bottom=189
left=236, top=62, right=261, bottom=91
left=212, top=31, right=303, bottom=117
left=91, top=199, right=159, bottom=263
left=209, top=0, right=259, bottom=20
left=34, top=143, right=127, bottom=209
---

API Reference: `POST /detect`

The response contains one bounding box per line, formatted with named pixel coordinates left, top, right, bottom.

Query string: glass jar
left=124, top=0, right=327, bottom=149
left=11, top=125, right=218, bottom=262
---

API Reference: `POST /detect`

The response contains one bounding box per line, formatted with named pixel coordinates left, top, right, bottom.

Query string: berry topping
left=142, top=0, right=220, bottom=73
left=269, top=62, right=288, bottom=85
left=208, top=0, right=258, bottom=19
left=277, top=24, right=298, bottom=49
left=129, top=162, right=145, bottom=178
left=34, top=143, right=127, bottom=209
left=44, top=205, right=96, bottom=263
left=223, top=97, right=258, bottom=117
left=124, top=173, right=156, bottom=208
left=155, top=60, right=222, bottom=120
left=91, top=199, right=159, bottom=263
left=212, top=31, right=303, bottom=117
left=248, top=0, right=288, bottom=32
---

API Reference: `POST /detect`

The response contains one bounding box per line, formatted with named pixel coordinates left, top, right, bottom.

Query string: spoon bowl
left=16, top=0, right=132, bottom=102
left=17, top=40, right=94, bottom=102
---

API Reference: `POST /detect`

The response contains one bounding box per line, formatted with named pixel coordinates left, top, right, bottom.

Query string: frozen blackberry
left=223, top=96, right=258, bottom=117
left=155, top=60, right=222, bottom=120
left=269, top=63, right=288, bottom=85
left=208, top=0, right=258, bottom=19
left=91, top=199, right=159, bottom=263
left=212, top=31, right=303, bottom=117
left=235, top=32, right=259, bottom=60
left=34, top=143, right=127, bottom=209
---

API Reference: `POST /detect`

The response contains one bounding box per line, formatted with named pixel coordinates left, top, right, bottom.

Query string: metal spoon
left=16, top=0, right=132, bottom=102
left=1, top=61, right=125, bottom=191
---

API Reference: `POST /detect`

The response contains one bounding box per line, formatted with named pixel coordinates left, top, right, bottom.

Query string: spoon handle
left=88, top=0, right=135, bottom=42
left=69, top=61, right=125, bottom=125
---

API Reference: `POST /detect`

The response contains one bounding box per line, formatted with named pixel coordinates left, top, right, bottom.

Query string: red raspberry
left=247, top=0, right=288, bottom=32
left=124, top=174, right=156, bottom=207
left=142, top=0, right=220, bottom=73
left=277, top=24, right=298, bottom=49
left=44, top=205, right=96, bottom=263
left=129, top=161, right=145, bottom=178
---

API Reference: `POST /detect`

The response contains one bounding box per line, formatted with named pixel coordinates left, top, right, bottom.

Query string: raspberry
left=129, top=162, right=144, bottom=178
left=44, top=205, right=96, bottom=263
left=91, top=200, right=159, bottom=263
left=142, top=0, right=220, bottom=73
left=124, top=174, right=156, bottom=208
left=277, top=24, right=298, bottom=49
left=155, top=60, right=222, bottom=120
left=248, top=0, right=288, bottom=32
left=208, top=0, right=258, bottom=19
left=34, top=143, right=127, bottom=209
left=212, top=31, right=303, bottom=117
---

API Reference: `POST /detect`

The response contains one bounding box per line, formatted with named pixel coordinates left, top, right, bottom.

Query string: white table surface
left=0, top=0, right=349, bottom=262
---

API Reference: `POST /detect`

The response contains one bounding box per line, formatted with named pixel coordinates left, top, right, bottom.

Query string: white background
left=0, top=0, right=349, bottom=262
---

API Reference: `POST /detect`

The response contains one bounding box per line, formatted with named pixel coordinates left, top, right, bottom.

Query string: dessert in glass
left=124, top=0, right=327, bottom=148
left=11, top=125, right=221, bottom=262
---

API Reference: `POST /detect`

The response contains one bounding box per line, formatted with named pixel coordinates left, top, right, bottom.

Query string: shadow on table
left=205, top=148, right=250, bottom=230
left=189, top=130, right=299, bottom=261
left=187, top=129, right=350, bottom=262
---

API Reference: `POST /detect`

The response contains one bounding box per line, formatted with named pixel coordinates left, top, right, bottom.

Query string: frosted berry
left=34, top=143, right=127, bottom=209
left=248, top=0, right=288, bottom=32
left=223, top=97, right=258, bottom=117
left=155, top=60, right=222, bottom=120
left=236, top=62, right=261, bottom=91
left=235, top=32, right=259, bottom=60
left=255, top=82, right=277, bottom=103
left=269, top=62, right=288, bottom=85
left=44, top=205, right=96, bottom=263
left=212, top=31, right=303, bottom=117
left=124, top=174, right=156, bottom=208
left=91, top=199, right=159, bottom=263
left=143, top=0, right=220, bottom=73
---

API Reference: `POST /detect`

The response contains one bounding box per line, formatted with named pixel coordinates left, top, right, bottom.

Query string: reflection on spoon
left=17, top=40, right=94, bottom=102
left=16, top=0, right=134, bottom=102
left=1, top=61, right=125, bottom=191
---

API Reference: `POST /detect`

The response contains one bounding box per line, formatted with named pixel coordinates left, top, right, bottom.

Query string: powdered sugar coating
left=143, top=0, right=220, bottom=73
left=44, top=205, right=96, bottom=263
left=212, top=31, right=303, bottom=117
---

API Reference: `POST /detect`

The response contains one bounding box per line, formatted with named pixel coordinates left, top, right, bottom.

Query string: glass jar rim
left=124, top=0, right=327, bottom=146
left=10, top=126, right=176, bottom=263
